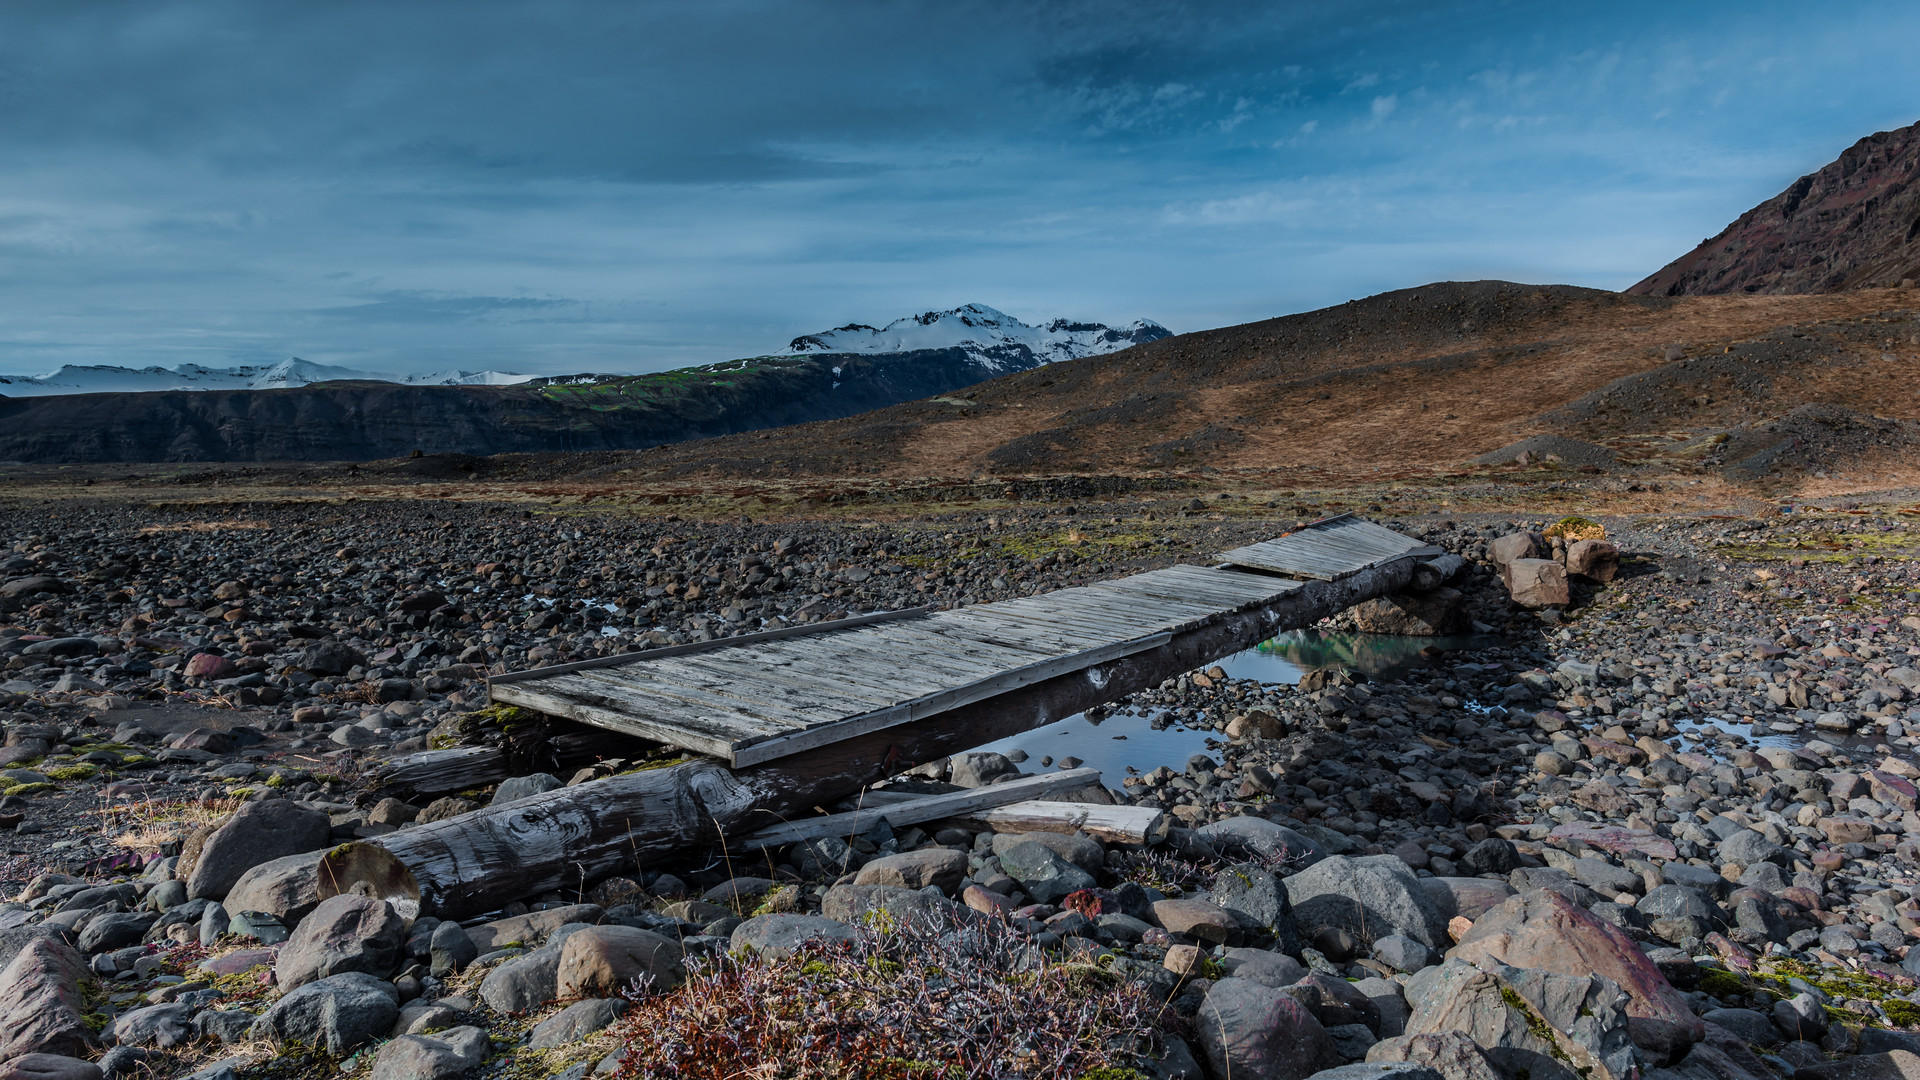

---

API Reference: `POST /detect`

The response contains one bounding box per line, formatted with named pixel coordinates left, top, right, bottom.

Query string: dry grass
left=95, top=795, right=243, bottom=856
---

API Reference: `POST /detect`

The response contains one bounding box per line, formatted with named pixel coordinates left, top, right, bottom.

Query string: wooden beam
left=343, top=554, right=1427, bottom=919
left=735, top=767, right=1104, bottom=850
left=953, top=801, right=1170, bottom=846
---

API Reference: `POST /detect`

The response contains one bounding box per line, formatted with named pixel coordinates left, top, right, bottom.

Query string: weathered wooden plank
left=572, top=665, right=829, bottom=729
left=486, top=606, right=929, bottom=686
left=737, top=768, right=1104, bottom=849
left=728, top=631, right=1173, bottom=766
left=950, top=801, right=1170, bottom=846
left=485, top=682, right=747, bottom=759
left=644, top=651, right=929, bottom=710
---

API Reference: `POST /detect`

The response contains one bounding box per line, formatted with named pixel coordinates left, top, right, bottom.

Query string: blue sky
left=1, top=0, right=1917, bottom=377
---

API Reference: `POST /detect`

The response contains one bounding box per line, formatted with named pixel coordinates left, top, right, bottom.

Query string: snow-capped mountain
left=787, top=304, right=1169, bottom=372
left=0, top=358, right=533, bottom=397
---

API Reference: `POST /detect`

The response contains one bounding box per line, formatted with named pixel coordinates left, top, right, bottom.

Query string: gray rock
left=1198, top=977, right=1342, bottom=1080
left=854, top=849, right=967, bottom=893
left=0, top=1054, right=104, bottom=1080
left=529, top=999, right=628, bottom=1049
left=989, top=831, right=1104, bottom=874
left=249, top=971, right=401, bottom=1055
left=478, top=946, right=562, bottom=1014
left=228, top=910, right=289, bottom=944
left=192, top=1010, right=257, bottom=1044
left=464, top=904, right=603, bottom=953
left=94, top=1047, right=152, bottom=1079
left=1703, top=1010, right=1779, bottom=1047
left=819, top=884, right=962, bottom=929
left=105, top=1003, right=193, bottom=1048
left=1717, top=830, right=1788, bottom=869
left=1312, top=1063, right=1438, bottom=1080
left=1198, top=817, right=1330, bottom=869
left=1417, top=878, right=1515, bottom=923
left=1570, top=859, right=1641, bottom=897
left=789, top=835, right=859, bottom=879
left=275, top=894, right=406, bottom=990
left=184, top=798, right=330, bottom=901
left=1637, top=885, right=1719, bottom=923
left=430, top=920, right=479, bottom=978
left=370, top=1025, right=489, bottom=1080
left=1772, top=992, right=1829, bottom=1042
left=297, top=640, right=366, bottom=676
left=76, top=913, right=153, bottom=954
left=1457, top=839, right=1520, bottom=877
left=1284, top=855, right=1450, bottom=949
left=1403, top=961, right=1637, bottom=1080
left=555, top=925, right=685, bottom=999
left=993, top=840, right=1097, bottom=905
left=1366, top=1031, right=1504, bottom=1080
left=730, top=913, right=859, bottom=958
left=1326, top=1024, right=1385, bottom=1062
left=0, top=938, right=94, bottom=1061
left=1354, top=977, right=1410, bottom=1039
left=198, top=903, right=229, bottom=945
left=222, top=850, right=326, bottom=926
left=1371, top=934, right=1434, bottom=974
left=1220, top=947, right=1309, bottom=988
left=1858, top=1029, right=1920, bottom=1057
left=1209, top=864, right=1304, bottom=950
left=947, top=751, right=1017, bottom=788
left=491, top=772, right=564, bottom=805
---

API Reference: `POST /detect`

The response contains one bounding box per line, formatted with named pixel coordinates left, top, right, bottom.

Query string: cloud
left=0, top=0, right=1918, bottom=376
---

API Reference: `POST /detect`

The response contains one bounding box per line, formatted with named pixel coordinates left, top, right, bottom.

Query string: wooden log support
left=345, top=555, right=1429, bottom=920
left=950, top=800, right=1169, bottom=846
left=735, top=768, right=1103, bottom=851
left=1411, top=553, right=1469, bottom=591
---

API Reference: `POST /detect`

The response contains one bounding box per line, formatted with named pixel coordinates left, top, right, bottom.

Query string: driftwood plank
left=737, top=768, right=1104, bottom=849
left=948, top=800, right=1170, bottom=846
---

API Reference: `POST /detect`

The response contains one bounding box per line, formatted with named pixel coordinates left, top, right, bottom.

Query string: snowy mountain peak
left=787, top=303, right=1169, bottom=370
left=0, top=359, right=534, bottom=397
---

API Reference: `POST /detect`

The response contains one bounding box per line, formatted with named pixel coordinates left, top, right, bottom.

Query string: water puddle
left=965, top=629, right=1505, bottom=780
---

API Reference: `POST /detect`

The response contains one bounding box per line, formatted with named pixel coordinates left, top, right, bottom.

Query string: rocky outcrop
left=1631, top=120, right=1920, bottom=295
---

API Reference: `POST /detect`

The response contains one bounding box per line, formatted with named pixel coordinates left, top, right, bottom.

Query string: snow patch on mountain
left=0, top=359, right=534, bottom=397
left=788, top=303, right=1169, bottom=371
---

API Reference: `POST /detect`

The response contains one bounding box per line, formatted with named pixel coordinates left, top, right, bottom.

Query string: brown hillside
left=1631, top=121, right=1920, bottom=296
left=631, top=281, right=1920, bottom=486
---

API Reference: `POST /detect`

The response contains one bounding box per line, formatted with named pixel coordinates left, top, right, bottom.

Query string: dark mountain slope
left=1631, top=121, right=1920, bottom=296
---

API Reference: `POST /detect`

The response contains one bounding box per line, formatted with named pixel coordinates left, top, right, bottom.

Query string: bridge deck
left=487, top=515, right=1434, bottom=767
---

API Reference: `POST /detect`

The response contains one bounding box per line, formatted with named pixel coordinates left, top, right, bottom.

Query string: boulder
left=0, top=938, right=93, bottom=1060
left=465, top=904, right=603, bottom=953
left=1198, top=977, right=1343, bottom=1080
left=370, top=1025, right=489, bottom=1080
left=1199, top=817, right=1329, bottom=869
left=1505, top=560, right=1570, bottom=608
left=1488, top=533, right=1541, bottom=569
left=1451, top=888, right=1703, bottom=1061
left=1208, top=864, right=1304, bottom=954
left=1795, top=1051, right=1920, bottom=1080
left=249, top=971, right=400, bottom=1055
left=1372, top=934, right=1435, bottom=974
left=1348, top=589, right=1467, bottom=636
left=221, top=850, right=326, bottom=926
left=1402, top=961, right=1637, bottom=1080
left=1367, top=1031, right=1504, bottom=1080
left=297, top=640, right=366, bottom=675
left=429, top=921, right=479, bottom=978
left=185, top=798, right=330, bottom=901
left=554, top=926, right=685, bottom=999
left=1152, top=898, right=1242, bottom=946
left=990, top=831, right=1104, bottom=875
left=947, top=751, right=1018, bottom=787
left=1564, top=540, right=1619, bottom=583
left=274, top=895, right=406, bottom=990
left=528, top=999, right=627, bottom=1049
left=490, top=773, right=563, bottom=806
left=1717, top=830, right=1788, bottom=870
left=730, top=914, right=860, bottom=958
left=994, top=840, right=1097, bottom=905
left=820, top=885, right=961, bottom=930
left=0, top=1056, right=101, bottom=1080
left=104, top=1003, right=194, bottom=1049
left=854, top=849, right=967, bottom=894
left=1219, top=947, right=1309, bottom=988
left=1283, top=855, right=1449, bottom=949
left=478, top=947, right=563, bottom=1015
left=1417, top=878, right=1515, bottom=923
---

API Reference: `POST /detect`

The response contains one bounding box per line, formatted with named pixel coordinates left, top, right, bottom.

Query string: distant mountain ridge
left=0, top=358, right=533, bottom=397
left=0, top=303, right=1168, bottom=461
left=1631, top=120, right=1920, bottom=296
left=788, top=303, right=1169, bottom=371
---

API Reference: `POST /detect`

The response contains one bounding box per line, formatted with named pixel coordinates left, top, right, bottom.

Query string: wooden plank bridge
left=486, top=513, right=1442, bottom=768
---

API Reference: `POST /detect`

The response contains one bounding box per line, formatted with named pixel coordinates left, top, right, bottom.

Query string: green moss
left=43, top=764, right=96, bottom=781
left=1885, top=1000, right=1920, bottom=1028
left=0, top=782, right=52, bottom=797
left=1697, top=969, right=1747, bottom=999
left=1080, top=1069, right=1152, bottom=1080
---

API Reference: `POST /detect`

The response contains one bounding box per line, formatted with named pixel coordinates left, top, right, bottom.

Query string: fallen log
left=735, top=768, right=1102, bottom=851
left=947, top=800, right=1169, bottom=846
left=1411, top=553, right=1469, bottom=591
left=337, top=555, right=1430, bottom=919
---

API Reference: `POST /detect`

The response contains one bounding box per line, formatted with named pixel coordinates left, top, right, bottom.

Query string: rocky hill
left=626, top=281, right=1919, bottom=488
left=1631, top=121, right=1920, bottom=296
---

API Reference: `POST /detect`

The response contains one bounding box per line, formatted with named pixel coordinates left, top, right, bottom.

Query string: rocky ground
left=1, top=490, right=1919, bottom=1080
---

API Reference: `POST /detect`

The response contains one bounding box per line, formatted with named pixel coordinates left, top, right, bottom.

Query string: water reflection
left=965, top=629, right=1503, bottom=781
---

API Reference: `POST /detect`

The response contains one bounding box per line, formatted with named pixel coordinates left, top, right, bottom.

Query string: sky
left=2, top=0, right=1918, bottom=378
